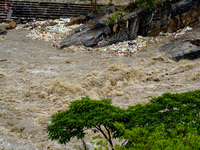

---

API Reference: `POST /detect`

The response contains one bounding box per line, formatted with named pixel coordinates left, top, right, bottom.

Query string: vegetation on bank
left=106, top=9, right=125, bottom=26
left=136, top=0, right=160, bottom=9
left=89, top=0, right=160, bottom=14
left=46, top=90, right=200, bottom=149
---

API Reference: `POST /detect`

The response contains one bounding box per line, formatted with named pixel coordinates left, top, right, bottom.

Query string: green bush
left=106, top=9, right=125, bottom=26
left=120, top=90, right=200, bottom=149
left=115, top=123, right=200, bottom=150
left=136, top=0, right=160, bottom=9
left=46, top=96, right=128, bottom=149
left=126, top=90, right=200, bottom=132
left=46, top=90, right=200, bottom=149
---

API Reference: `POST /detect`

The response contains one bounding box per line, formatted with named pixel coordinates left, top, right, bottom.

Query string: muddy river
left=0, top=28, right=199, bottom=149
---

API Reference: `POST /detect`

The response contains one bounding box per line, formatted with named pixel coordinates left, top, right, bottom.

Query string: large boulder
left=123, top=9, right=141, bottom=39
left=60, top=16, right=111, bottom=48
left=97, top=10, right=141, bottom=47
left=60, top=0, right=200, bottom=49
left=81, top=26, right=111, bottom=47
left=96, top=5, right=117, bottom=16
left=60, top=6, right=142, bottom=48
left=60, top=5, right=118, bottom=48
left=171, top=0, right=199, bottom=17
left=60, top=27, right=90, bottom=48
left=140, top=0, right=200, bottom=36
left=65, top=15, right=86, bottom=27
left=158, top=27, right=200, bottom=61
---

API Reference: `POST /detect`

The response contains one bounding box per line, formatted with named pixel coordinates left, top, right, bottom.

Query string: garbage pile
left=16, top=18, right=82, bottom=48
left=174, top=26, right=193, bottom=38
left=66, top=34, right=171, bottom=56
left=16, top=18, right=193, bottom=56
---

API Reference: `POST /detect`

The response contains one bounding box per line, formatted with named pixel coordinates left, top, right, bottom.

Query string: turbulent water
left=0, top=29, right=200, bottom=150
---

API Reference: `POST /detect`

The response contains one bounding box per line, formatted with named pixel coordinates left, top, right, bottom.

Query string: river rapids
left=0, top=28, right=200, bottom=149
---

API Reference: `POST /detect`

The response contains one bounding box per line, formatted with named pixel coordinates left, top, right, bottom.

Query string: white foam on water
left=28, top=70, right=58, bottom=76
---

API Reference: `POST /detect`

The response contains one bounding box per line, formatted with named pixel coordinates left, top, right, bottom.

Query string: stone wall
left=0, top=0, right=132, bottom=21
left=10, top=0, right=133, bottom=5
left=0, top=0, right=105, bottom=21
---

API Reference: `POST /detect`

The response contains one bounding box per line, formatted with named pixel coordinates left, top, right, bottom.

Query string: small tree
left=46, top=96, right=129, bottom=149
left=46, top=90, right=200, bottom=149
left=90, top=0, right=98, bottom=13
left=106, top=9, right=125, bottom=26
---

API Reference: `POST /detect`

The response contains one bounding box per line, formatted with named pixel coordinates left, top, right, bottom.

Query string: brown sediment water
left=0, top=29, right=200, bottom=149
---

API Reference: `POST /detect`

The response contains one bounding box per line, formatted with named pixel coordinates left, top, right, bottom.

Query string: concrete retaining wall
left=0, top=0, right=105, bottom=21
left=11, top=0, right=132, bottom=5
left=0, top=0, right=133, bottom=22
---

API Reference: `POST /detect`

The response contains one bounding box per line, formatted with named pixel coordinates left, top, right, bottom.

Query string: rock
left=60, top=0, right=200, bottom=49
left=100, top=30, right=129, bottom=46
left=82, top=26, right=111, bottom=47
left=123, top=10, right=141, bottom=39
left=139, top=0, right=200, bottom=35
left=96, top=5, right=117, bottom=16
left=158, top=27, right=200, bottom=61
left=171, top=0, right=199, bottom=17
left=123, top=1, right=138, bottom=13
left=6, top=21, right=17, bottom=30
left=65, top=15, right=86, bottom=27
left=0, top=29, right=7, bottom=35
left=60, top=27, right=90, bottom=48
left=60, top=15, right=112, bottom=48
left=64, top=5, right=117, bottom=27
left=60, top=5, right=118, bottom=48
left=60, top=7, right=141, bottom=48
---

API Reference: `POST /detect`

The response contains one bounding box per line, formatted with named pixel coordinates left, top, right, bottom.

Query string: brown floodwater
left=0, top=28, right=199, bottom=149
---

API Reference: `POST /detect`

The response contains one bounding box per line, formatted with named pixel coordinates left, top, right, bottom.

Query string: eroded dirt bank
left=0, top=29, right=199, bottom=150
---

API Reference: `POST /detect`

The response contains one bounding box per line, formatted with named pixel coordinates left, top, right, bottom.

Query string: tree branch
left=81, top=138, right=87, bottom=150
left=104, top=126, right=114, bottom=150
left=122, top=139, right=128, bottom=145
left=93, top=124, right=109, bottom=139
left=93, top=124, right=100, bottom=130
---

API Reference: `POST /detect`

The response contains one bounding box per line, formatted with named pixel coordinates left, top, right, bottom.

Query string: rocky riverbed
left=0, top=25, right=200, bottom=149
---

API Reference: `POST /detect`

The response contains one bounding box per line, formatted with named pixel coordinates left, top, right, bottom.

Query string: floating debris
left=16, top=18, right=82, bottom=48
left=15, top=19, right=193, bottom=56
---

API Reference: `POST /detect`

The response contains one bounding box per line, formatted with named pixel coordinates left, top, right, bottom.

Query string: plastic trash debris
left=15, top=18, right=192, bottom=56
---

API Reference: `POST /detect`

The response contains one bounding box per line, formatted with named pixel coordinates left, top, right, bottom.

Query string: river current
left=0, top=29, right=199, bottom=149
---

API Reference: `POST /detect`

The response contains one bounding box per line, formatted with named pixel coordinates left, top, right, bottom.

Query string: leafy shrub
left=106, top=9, right=126, bottom=26
left=126, top=90, right=200, bottom=132
left=136, top=0, right=160, bottom=9
left=121, top=90, right=200, bottom=149
left=115, top=123, right=200, bottom=150
left=46, top=90, right=200, bottom=149
left=46, top=96, right=128, bottom=149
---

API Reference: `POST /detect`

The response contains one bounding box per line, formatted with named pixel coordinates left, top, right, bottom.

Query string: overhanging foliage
left=46, top=90, right=200, bottom=149
left=46, top=96, right=129, bottom=148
